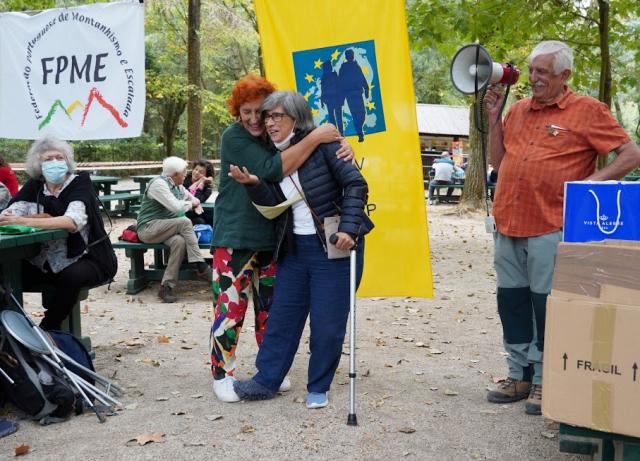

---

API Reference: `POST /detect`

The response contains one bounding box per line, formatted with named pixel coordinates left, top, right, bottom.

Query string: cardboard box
left=543, top=241, right=640, bottom=437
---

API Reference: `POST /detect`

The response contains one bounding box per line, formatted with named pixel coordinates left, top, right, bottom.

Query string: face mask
left=41, top=160, right=69, bottom=184
left=273, top=123, right=296, bottom=151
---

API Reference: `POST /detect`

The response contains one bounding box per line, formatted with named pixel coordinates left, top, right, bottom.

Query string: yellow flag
left=255, top=0, right=433, bottom=297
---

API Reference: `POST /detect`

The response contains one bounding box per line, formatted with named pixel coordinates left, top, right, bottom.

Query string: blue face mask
left=41, top=160, right=69, bottom=184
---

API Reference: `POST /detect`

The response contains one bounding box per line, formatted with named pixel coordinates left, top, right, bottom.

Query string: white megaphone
left=450, top=44, right=520, bottom=94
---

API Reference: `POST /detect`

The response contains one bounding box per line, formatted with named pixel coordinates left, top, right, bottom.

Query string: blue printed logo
left=292, top=40, right=386, bottom=143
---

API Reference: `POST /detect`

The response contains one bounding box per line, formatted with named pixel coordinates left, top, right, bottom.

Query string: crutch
left=346, top=246, right=358, bottom=426
left=329, top=234, right=359, bottom=426
left=4, top=292, right=106, bottom=423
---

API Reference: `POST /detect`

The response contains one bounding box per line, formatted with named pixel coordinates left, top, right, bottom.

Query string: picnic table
left=132, top=174, right=157, bottom=195
left=90, top=175, right=119, bottom=195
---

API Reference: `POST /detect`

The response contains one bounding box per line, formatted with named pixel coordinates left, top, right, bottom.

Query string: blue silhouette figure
left=338, top=49, right=369, bottom=142
left=320, top=60, right=345, bottom=134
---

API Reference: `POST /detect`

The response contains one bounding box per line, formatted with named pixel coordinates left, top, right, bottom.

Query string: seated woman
left=182, top=159, right=214, bottom=225
left=0, top=136, right=117, bottom=330
left=0, top=153, right=19, bottom=211
left=229, top=91, right=373, bottom=409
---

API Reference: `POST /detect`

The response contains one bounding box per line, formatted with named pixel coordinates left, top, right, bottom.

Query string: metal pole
left=347, top=248, right=357, bottom=426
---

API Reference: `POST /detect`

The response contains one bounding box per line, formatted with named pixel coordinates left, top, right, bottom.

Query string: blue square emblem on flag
left=292, top=40, right=386, bottom=142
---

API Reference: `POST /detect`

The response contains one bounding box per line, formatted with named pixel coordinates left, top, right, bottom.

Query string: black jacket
left=246, top=140, right=374, bottom=261
left=10, top=172, right=117, bottom=281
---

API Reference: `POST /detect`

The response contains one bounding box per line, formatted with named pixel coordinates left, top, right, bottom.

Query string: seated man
left=136, top=156, right=212, bottom=303
left=428, top=152, right=454, bottom=204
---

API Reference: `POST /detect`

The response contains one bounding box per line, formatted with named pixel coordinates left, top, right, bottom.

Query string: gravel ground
left=0, top=200, right=582, bottom=461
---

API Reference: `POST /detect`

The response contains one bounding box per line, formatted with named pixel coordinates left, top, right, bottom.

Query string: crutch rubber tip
left=347, top=414, right=358, bottom=426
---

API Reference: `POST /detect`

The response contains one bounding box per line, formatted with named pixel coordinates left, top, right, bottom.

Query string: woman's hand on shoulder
left=336, top=139, right=355, bottom=162
left=229, top=164, right=259, bottom=185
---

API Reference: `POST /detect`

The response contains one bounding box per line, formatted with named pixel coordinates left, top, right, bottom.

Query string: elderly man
left=484, top=40, right=640, bottom=415
left=137, top=156, right=212, bottom=303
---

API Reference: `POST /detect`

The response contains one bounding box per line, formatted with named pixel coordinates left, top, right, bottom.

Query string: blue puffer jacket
left=245, top=140, right=374, bottom=261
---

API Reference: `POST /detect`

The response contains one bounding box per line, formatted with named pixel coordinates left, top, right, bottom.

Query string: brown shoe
left=197, top=266, right=212, bottom=282
left=487, top=377, right=531, bottom=403
left=525, top=384, right=542, bottom=415
left=158, top=284, right=177, bottom=303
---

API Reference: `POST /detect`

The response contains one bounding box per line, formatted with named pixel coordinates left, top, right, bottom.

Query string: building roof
left=416, top=103, right=469, bottom=137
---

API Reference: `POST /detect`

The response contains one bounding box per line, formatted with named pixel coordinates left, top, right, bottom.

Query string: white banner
left=0, top=1, right=145, bottom=140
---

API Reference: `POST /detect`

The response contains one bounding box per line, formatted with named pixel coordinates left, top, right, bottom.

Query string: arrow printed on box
left=633, top=363, right=638, bottom=382
left=563, top=353, right=568, bottom=371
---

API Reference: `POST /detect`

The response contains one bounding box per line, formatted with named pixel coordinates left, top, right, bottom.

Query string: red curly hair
left=227, top=74, right=277, bottom=117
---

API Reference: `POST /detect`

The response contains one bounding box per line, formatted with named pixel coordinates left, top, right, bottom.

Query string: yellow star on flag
left=305, top=73, right=314, bottom=83
left=314, top=58, right=323, bottom=69
left=362, top=67, right=369, bottom=75
left=367, top=101, right=376, bottom=110
left=311, top=108, right=319, bottom=116
left=303, top=91, right=311, bottom=101
left=331, top=49, right=341, bottom=62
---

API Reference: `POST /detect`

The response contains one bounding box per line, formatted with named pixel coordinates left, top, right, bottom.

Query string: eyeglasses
left=263, top=112, right=288, bottom=123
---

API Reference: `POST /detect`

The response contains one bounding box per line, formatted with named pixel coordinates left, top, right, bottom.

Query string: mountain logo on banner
left=292, top=40, right=386, bottom=143
left=38, top=88, right=128, bottom=130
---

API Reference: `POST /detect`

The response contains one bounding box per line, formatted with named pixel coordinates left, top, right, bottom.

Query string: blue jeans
left=253, top=234, right=364, bottom=393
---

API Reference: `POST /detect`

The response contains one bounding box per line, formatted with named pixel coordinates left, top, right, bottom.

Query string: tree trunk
left=162, top=100, right=187, bottom=157
left=187, top=0, right=202, bottom=161
left=597, top=0, right=611, bottom=171
left=459, top=99, right=488, bottom=210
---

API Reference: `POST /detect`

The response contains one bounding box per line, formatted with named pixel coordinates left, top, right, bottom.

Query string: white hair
left=162, top=156, right=188, bottom=176
left=528, top=40, right=573, bottom=74
left=25, top=136, right=76, bottom=179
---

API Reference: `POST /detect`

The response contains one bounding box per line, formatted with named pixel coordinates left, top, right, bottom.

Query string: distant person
left=0, top=154, right=19, bottom=210
left=338, top=49, right=369, bottom=142
left=183, top=159, right=215, bottom=225
left=483, top=40, right=640, bottom=415
left=428, top=152, right=454, bottom=204
left=320, top=60, right=344, bottom=135
left=0, top=136, right=117, bottom=330
left=136, top=156, right=212, bottom=303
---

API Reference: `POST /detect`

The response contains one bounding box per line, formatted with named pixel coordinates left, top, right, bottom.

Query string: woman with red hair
left=210, top=74, right=352, bottom=402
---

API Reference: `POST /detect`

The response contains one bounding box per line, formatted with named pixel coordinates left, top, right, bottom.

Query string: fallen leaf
left=240, top=425, right=256, bottom=433
left=190, top=393, right=203, bottom=399
left=293, top=397, right=304, bottom=403
left=415, top=342, right=427, bottom=348
left=156, top=396, right=169, bottom=401
left=540, top=431, right=556, bottom=439
left=205, top=415, right=223, bottom=421
left=124, top=403, right=138, bottom=410
left=398, top=427, right=416, bottom=434
left=428, top=348, right=443, bottom=355
left=82, top=304, right=89, bottom=314
left=15, top=444, right=30, bottom=456
left=128, top=432, right=165, bottom=446
left=183, top=442, right=205, bottom=447
left=444, top=389, right=459, bottom=396
left=171, top=410, right=186, bottom=415
left=157, top=335, right=170, bottom=344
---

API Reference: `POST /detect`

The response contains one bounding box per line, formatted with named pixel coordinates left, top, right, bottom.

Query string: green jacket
left=212, top=122, right=283, bottom=251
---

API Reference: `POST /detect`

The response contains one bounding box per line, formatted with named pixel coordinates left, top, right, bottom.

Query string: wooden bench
left=112, top=240, right=212, bottom=294
left=426, top=183, right=496, bottom=204
left=99, top=192, right=141, bottom=217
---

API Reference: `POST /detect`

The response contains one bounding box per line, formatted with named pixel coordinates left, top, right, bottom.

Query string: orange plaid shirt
left=493, top=87, right=630, bottom=237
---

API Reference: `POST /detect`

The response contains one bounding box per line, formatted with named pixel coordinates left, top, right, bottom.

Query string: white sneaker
left=213, top=376, right=240, bottom=402
left=279, top=376, right=292, bottom=392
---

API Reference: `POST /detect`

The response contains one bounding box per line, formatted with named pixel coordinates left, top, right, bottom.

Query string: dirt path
left=0, top=204, right=580, bottom=461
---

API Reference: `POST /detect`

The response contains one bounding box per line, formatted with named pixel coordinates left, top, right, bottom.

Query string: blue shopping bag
left=563, top=181, right=640, bottom=243
left=193, top=224, right=213, bottom=244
